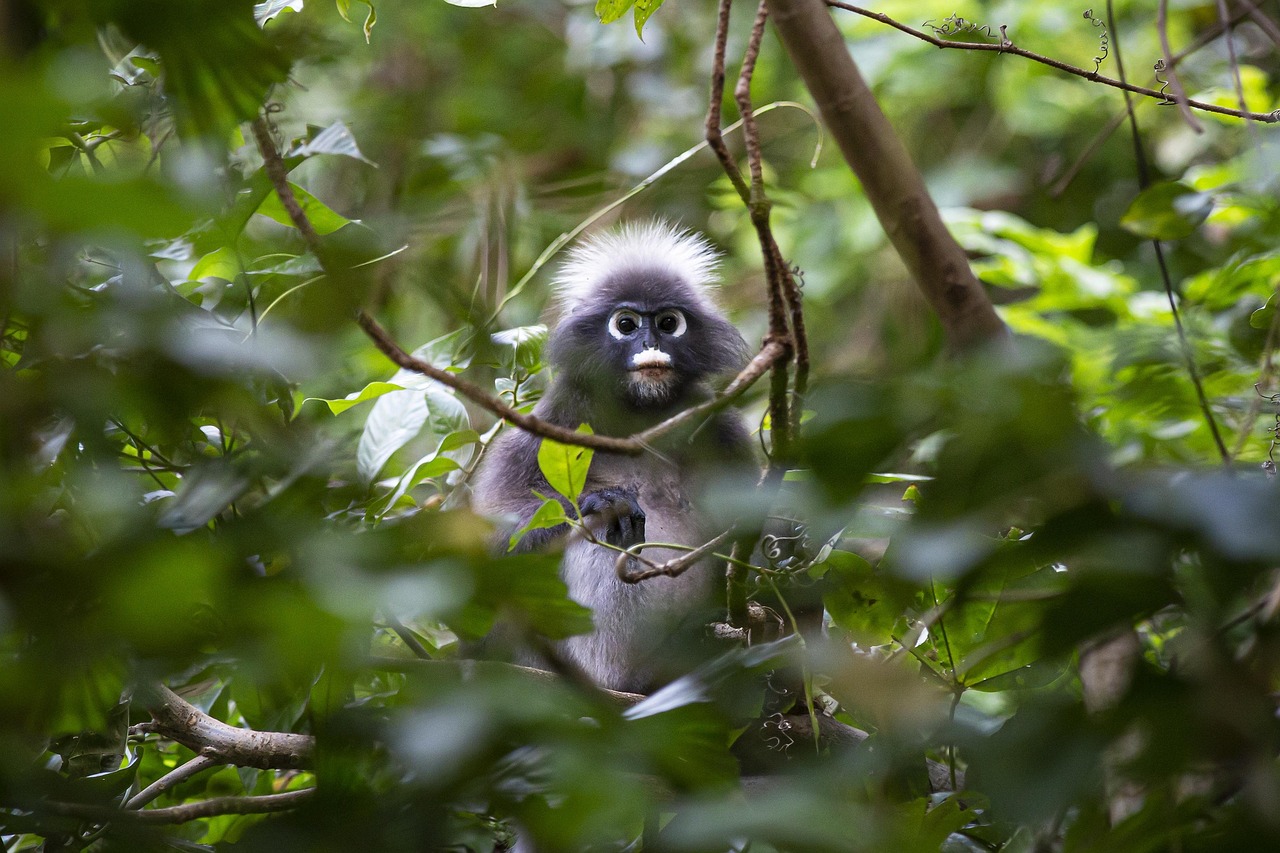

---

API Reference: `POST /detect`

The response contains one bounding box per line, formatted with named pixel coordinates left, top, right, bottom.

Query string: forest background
left=2, top=0, right=1280, bottom=850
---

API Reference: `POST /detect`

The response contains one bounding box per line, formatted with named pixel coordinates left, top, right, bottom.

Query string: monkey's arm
left=473, top=428, right=650, bottom=555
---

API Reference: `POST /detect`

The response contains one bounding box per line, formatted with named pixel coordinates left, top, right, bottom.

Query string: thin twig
left=251, top=117, right=324, bottom=255
left=1244, top=1, right=1280, bottom=47
left=825, top=1, right=1280, bottom=123
left=1051, top=1, right=1263, bottom=195
left=1217, top=0, right=1257, bottom=134
left=713, top=0, right=799, bottom=462
left=360, top=311, right=787, bottom=454
left=1105, top=2, right=1232, bottom=467
left=706, top=0, right=752, bottom=204
left=125, top=755, right=218, bottom=810
left=1157, top=0, right=1205, bottom=132
left=735, top=1, right=772, bottom=200
left=616, top=528, right=736, bottom=583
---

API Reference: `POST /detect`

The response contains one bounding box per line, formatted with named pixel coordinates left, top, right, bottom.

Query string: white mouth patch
left=630, top=348, right=672, bottom=369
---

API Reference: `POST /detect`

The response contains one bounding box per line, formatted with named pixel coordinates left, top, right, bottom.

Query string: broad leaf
left=537, top=425, right=595, bottom=503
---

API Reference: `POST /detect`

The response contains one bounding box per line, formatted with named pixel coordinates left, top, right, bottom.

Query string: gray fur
left=471, top=223, right=753, bottom=693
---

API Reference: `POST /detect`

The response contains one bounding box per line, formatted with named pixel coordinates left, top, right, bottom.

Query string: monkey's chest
left=588, top=463, right=703, bottom=548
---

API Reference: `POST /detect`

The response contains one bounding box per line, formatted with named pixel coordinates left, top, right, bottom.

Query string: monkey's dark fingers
left=613, top=509, right=646, bottom=548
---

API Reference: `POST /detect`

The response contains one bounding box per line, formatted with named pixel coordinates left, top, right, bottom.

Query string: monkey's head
left=547, top=221, right=749, bottom=413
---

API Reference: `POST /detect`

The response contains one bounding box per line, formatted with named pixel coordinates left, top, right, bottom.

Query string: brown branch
left=125, top=754, right=217, bottom=810
left=28, top=789, right=315, bottom=825
left=138, top=683, right=314, bottom=770
left=826, top=1, right=1280, bottom=123
left=735, top=1, right=772, bottom=201
left=616, top=528, right=736, bottom=583
left=1244, top=1, right=1280, bottom=47
left=708, top=0, right=803, bottom=463
left=706, top=0, right=752, bottom=204
left=133, top=789, right=315, bottom=824
left=768, top=0, right=1008, bottom=350
left=360, top=310, right=786, bottom=454
left=250, top=116, right=325, bottom=256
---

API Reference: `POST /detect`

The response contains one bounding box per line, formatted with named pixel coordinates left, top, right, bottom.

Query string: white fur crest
left=552, top=220, right=721, bottom=314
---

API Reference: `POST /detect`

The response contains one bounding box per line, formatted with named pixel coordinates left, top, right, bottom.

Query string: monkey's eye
left=654, top=309, right=687, bottom=337
left=608, top=310, right=642, bottom=339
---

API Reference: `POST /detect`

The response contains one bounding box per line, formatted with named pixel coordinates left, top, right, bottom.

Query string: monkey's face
left=549, top=269, right=749, bottom=416
left=606, top=304, right=689, bottom=406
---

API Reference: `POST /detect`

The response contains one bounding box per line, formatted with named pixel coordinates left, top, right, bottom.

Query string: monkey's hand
left=578, top=487, right=646, bottom=549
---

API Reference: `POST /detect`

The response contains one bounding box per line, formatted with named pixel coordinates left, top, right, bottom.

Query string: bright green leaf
left=634, top=0, right=665, bottom=36
left=596, top=0, right=635, bottom=24
left=189, top=247, right=241, bottom=282
left=304, top=381, right=406, bottom=415
left=256, top=183, right=352, bottom=236
left=537, top=425, right=595, bottom=503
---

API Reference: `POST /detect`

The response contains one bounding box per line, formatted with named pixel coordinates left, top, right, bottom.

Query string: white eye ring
left=654, top=309, right=687, bottom=338
left=608, top=309, right=642, bottom=340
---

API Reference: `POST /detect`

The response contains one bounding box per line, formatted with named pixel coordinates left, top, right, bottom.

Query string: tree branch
left=359, top=310, right=787, bottom=454
left=125, top=754, right=218, bottom=810
left=27, top=789, right=315, bottom=825
left=767, top=0, right=1008, bottom=350
left=137, top=683, right=313, bottom=770
left=826, top=1, right=1280, bottom=123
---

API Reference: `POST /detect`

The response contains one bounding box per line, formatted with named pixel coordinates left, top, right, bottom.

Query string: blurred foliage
left=1, top=0, right=1280, bottom=850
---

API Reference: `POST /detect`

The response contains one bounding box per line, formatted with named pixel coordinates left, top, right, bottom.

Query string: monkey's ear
left=552, top=220, right=722, bottom=315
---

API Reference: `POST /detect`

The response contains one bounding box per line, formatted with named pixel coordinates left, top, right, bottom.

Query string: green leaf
left=377, top=428, right=479, bottom=515
left=1120, top=182, right=1214, bottom=240
left=189, top=246, right=241, bottom=282
left=256, top=182, right=352, bottom=236
left=634, top=0, right=665, bottom=36
left=358, top=388, right=428, bottom=483
left=596, top=0, right=635, bottom=24
left=508, top=495, right=570, bottom=551
left=304, top=381, right=406, bottom=415
left=336, top=0, right=377, bottom=41
left=491, top=324, right=548, bottom=371
left=537, top=425, right=595, bottom=503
